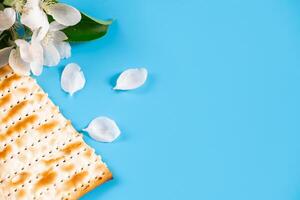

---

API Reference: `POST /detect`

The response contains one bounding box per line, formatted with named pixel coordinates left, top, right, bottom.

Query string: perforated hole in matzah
left=0, top=65, right=112, bottom=200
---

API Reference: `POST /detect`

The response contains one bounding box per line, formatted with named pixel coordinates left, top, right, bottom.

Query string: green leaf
left=62, top=12, right=112, bottom=42
left=0, top=3, right=5, bottom=10
left=3, top=0, right=14, bottom=6
left=0, top=31, right=12, bottom=49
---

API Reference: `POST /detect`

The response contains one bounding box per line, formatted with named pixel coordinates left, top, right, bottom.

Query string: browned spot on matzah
left=17, top=189, right=26, bottom=198
left=95, top=163, right=108, bottom=172
left=69, top=166, right=113, bottom=199
left=65, top=171, right=88, bottom=189
left=84, top=148, right=93, bottom=158
left=0, top=94, right=11, bottom=108
left=18, top=87, right=29, bottom=93
left=61, top=164, right=75, bottom=172
left=0, top=115, right=37, bottom=141
left=0, top=65, right=12, bottom=77
left=34, top=169, right=57, bottom=191
left=2, top=100, right=29, bottom=123
left=43, top=156, right=64, bottom=166
left=0, top=145, right=11, bottom=159
left=61, top=141, right=83, bottom=155
left=10, top=172, right=30, bottom=186
left=37, top=121, right=59, bottom=134
left=15, top=136, right=24, bottom=147
left=0, top=74, right=21, bottom=91
left=34, top=93, right=44, bottom=102
left=0, top=87, right=29, bottom=108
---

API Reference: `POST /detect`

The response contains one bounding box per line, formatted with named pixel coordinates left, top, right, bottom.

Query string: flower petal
left=49, top=21, right=66, bottom=31
left=52, top=30, right=68, bottom=42
left=15, top=39, right=44, bottom=75
left=61, top=63, right=85, bottom=96
left=0, top=47, right=13, bottom=68
left=114, top=68, right=148, bottom=90
left=83, top=117, right=121, bottom=143
left=53, top=41, right=71, bottom=59
left=31, top=27, right=48, bottom=42
left=47, top=3, right=81, bottom=26
left=30, top=62, right=43, bottom=76
left=15, top=39, right=32, bottom=63
left=21, top=0, right=49, bottom=33
left=29, top=42, right=44, bottom=76
left=0, top=8, right=16, bottom=31
left=42, top=43, right=60, bottom=66
left=9, top=49, right=31, bottom=76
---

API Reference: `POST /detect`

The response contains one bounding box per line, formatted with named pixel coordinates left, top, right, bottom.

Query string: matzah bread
left=0, top=65, right=112, bottom=199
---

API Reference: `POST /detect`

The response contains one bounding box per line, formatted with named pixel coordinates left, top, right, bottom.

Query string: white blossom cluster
left=0, top=0, right=81, bottom=76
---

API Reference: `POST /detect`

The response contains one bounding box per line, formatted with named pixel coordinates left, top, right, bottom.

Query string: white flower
left=2, top=0, right=81, bottom=75
left=8, top=21, right=72, bottom=75
left=41, top=21, right=71, bottom=66
left=0, top=8, right=16, bottom=31
left=8, top=30, right=44, bottom=76
left=21, top=0, right=81, bottom=35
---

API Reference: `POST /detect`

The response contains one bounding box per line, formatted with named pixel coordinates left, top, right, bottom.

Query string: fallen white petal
left=0, top=8, right=16, bottom=31
left=47, top=3, right=81, bottom=26
left=83, top=117, right=121, bottom=143
left=0, top=47, right=13, bottom=68
left=114, top=68, right=148, bottom=90
left=61, top=63, right=85, bottom=96
left=9, top=49, right=31, bottom=76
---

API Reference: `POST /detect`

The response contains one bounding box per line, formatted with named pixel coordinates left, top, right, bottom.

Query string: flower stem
left=10, top=28, right=18, bottom=41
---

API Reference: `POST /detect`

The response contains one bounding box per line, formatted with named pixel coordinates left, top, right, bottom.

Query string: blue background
left=35, top=0, right=300, bottom=199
